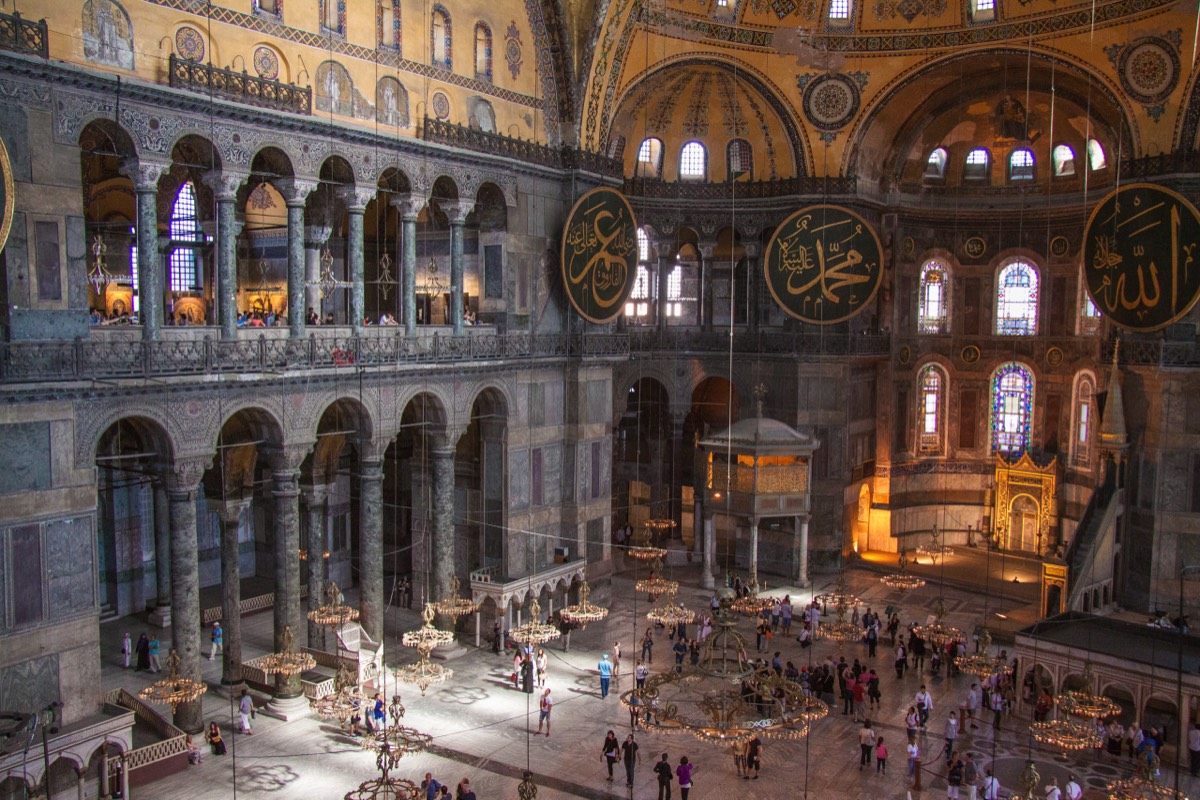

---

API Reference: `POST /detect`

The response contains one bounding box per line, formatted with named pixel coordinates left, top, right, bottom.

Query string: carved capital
left=204, top=170, right=249, bottom=203
left=304, top=225, right=333, bottom=247
left=120, top=158, right=171, bottom=192
left=300, top=483, right=329, bottom=505
left=167, top=457, right=210, bottom=493
left=263, top=444, right=311, bottom=474
left=742, top=242, right=761, bottom=259
left=652, top=238, right=677, bottom=261
left=339, top=186, right=376, bottom=212
left=277, top=178, right=319, bottom=207
left=207, top=497, right=251, bottom=524
left=440, top=200, right=472, bottom=226
left=389, top=194, right=424, bottom=222
left=698, top=242, right=717, bottom=260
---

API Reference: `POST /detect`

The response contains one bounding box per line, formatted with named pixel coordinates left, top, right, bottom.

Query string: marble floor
left=100, top=563, right=1199, bottom=799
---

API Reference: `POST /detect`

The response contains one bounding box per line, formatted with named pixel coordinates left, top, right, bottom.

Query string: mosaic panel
left=82, top=0, right=134, bottom=70
left=175, top=25, right=205, bottom=61
left=505, top=21, right=523, bottom=79
left=716, top=72, right=749, bottom=136
left=253, top=45, right=280, bottom=79
left=681, top=72, right=712, bottom=137
left=801, top=72, right=860, bottom=131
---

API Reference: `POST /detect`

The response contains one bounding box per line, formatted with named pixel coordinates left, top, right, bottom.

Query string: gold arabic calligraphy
left=564, top=199, right=636, bottom=312
left=772, top=212, right=876, bottom=317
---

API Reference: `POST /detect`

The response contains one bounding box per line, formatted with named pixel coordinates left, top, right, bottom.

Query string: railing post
left=142, top=339, right=151, bottom=378
left=204, top=337, right=213, bottom=372
left=73, top=337, right=84, bottom=379
left=309, top=333, right=317, bottom=366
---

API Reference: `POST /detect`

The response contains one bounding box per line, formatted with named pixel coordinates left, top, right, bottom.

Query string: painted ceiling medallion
left=505, top=21, right=523, bottom=80
left=175, top=26, right=205, bottom=62
left=802, top=73, right=860, bottom=131
left=432, top=92, right=451, bottom=120
left=1119, top=38, right=1179, bottom=105
left=253, top=46, right=279, bottom=80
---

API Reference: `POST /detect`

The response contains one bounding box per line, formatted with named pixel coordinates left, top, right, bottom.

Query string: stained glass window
left=474, top=23, right=492, bottom=81
left=1053, top=144, right=1075, bottom=177
left=991, top=362, right=1034, bottom=454
left=925, top=148, right=947, bottom=179
left=431, top=7, right=451, bottom=69
left=1088, top=139, right=1106, bottom=171
left=918, top=260, right=948, bottom=333
left=680, top=141, right=707, bottom=181
left=1072, top=373, right=1094, bottom=467
left=625, top=265, right=650, bottom=319
left=917, top=365, right=945, bottom=455
left=168, top=182, right=201, bottom=293
left=636, top=138, right=663, bottom=178
left=995, top=260, right=1039, bottom=335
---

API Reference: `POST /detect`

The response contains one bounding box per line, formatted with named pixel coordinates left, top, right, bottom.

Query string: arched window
left=1079, top=287, right=1102, bottom=334
left=636, top=137, right=663, bottom=178
left=625, top=264, right=651, bottom=319
left=679, top=141, right=707, bottom=181
left=379, top=0, right=400, bottom=49
left=637, top=228, right=650, bottom=263
left=320, top=0, right=342, bottom=35
left=1009, top=148, right=1035, bottom=181
left=168, top=182, right=202, bottom=293
left=254, top=0, right=280, bottom=17
left=431, top=7, right=451, bottom=69
left=964, top=148, right=990, bottom=180
left=1071, top=372, right=1095, bottom=467
left=828, top=0, right=852, bottom=22
left=970, top=0, right=994, bottom=21
left=474, top=23, right=492, bottom=80
left=991, top=362, right=1035, bottom=454
left=995, top=260, right=1039, bottom=335
left=1087, top=139, right=1106, bottom=171
left=1052, top=144, right=1076, bottom=177
left=727, top=139, right=753, bottom=179
left=916, top=364, right=946, bottom=455
left=918, top=260, right=949, bottom=333
left=924, top=147, right=947, bottom=180
left=666, top=265, right=683, bottom=317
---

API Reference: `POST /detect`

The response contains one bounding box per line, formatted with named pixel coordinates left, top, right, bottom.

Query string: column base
left=148, top=605, right=172, bottom=629
left=431, top=638, right=471, bottom=661
left=700, top=569, right=715, bottom=590
left=263, top=694, right=312, bottom=721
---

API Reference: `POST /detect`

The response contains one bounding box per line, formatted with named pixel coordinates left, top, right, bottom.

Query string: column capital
left=304, top=225, right=333, bottom=247
left=277, top=178, right=319, bottom=207
left=120, top=157, right=171, bottom=192
left=339, top=186, right=376, bottom=212
left=742, top=242, right=761, bottom=259
left=263, top=444, right=311, bottom=474
left=698, top=242, right=717, bottom=260
left=203, top=170, right=249, bottom=203
left=360, top=458, right=384, bottom=481
left=440, top=200, right=472, bottom=226
left=652, top=238, right=677, bottom=260
left=300, top=482, right=329, bottom=504
left=167, top=457, right=210, bottom=494
left=207, top=497, right=251, bottom=523
left=389, top=193, right=424, bottom=221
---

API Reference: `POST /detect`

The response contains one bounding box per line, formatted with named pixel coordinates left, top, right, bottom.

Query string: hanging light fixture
left=635, top=556, right=679, bottom=597
left=252, top=625, right=318, bottom=678
left=627, top=523, right=668, bottom=561
left=138, top=649, right=208, bottom=709
left=559, top=581, right=609, bottom=629
left=310, top=662, right=367, bottom=727
left=308, top=581, right=361, bottom=627
left=1056, top=663, right=1121, bottom=720
left=393, top=653, right=453, bottom=697
left=343, top=739, right=422, bottom=800
left=912, top=597, right=964, bottom=650
left=881, top=551, right=927, bottom=591
left=1107, top=753, right=1189, bottom=800
left=509, top=598, right=562, bottom=647
left=87, top=233, right=133, bottom=293
left=915, top=522, right=953, bottom=562
left=372, top=250, right=399, bottom=300
left=955, top=628, right=1007, bottom=679
left=360, top=694, right=432, bottom=755
left=402, top=604, right=456, bottom=651
left=1030, top=717, right=1104, bottom=751
left=645, top=590, right=695, bottom=628
left=429, top=575, right=479, bottom=622
left=517, top=771, right=538, bottom=800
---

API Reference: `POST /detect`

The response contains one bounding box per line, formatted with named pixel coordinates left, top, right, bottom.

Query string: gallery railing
left=168, top=54, right=312, bottom=115
left=0, top=10, right=47, bottom=58
left=628, top=329, right=890, bottom=357
left=0, top=331, right=630, bottom=384
left=422, top=117, right=623, bottom=176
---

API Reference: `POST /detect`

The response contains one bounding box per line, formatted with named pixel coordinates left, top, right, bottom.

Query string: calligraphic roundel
left=763, top=205, right=883, bottom=325
left=1083, top=183, right=1200, bottom=332
left=0, top=136, right=12, bottom=255
left=560, top=187, right=639, bottom=324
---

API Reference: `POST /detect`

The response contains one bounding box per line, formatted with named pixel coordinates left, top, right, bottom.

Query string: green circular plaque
left=764, top=205, right=883, bottom=324
left=560, top=187, right=639, bottom=324
left=1083, top=183, right=1200, bottom=332
left=0, top=137, right=12, bottom=256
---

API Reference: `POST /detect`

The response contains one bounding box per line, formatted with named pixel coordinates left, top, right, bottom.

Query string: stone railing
left=168, top=54, right=311, bottom=115
left=624, top=175, right=857, bottom=200
left=422, top=117, right=622, bottom=176
left=104, top=689, right=188, bottom=774
left=0, top=331, right=629, bottom=384
left=1102, top=337, right=1200, bottom=369
left=201, top=585, right=306, bottom=624
left=628, top=329, right=890, bottom=358
left=0, top=10, right=47, bottom=58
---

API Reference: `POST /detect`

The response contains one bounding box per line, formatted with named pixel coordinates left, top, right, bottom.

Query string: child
left=876, top=736, right=888, bottom=774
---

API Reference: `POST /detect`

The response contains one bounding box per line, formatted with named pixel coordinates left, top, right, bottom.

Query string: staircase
left=1065, top=470, right=1120, bottom=610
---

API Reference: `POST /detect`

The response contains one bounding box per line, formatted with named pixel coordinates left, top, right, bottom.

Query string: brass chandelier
left=343, top=739, right=422, bottom=800
left=635, top=556, right=679, bottom=597
left=955, top=628, right=1007, bottom=679
left=308, top=581, right=361, bottom=627
left=395, top=604, right=455, bottom=696
left=1030, top=717, right=1104, bottom=751
left=509, top=598, right=561, bottom=647
left=912, top=597, right=964, bottom=649
left=1057, top=664, right=1121, bottom=720
left=645, top=590, right=695, bottom=628
left=360, top=694, right=433, bottom=756
left=138, top=649, right=208, bottom=709
left=559, top=581, right=609, bottom=629
left=1107, top=753, right=1190, bottom=800
left=310, top=662, right=366, bottom=727
left=430, top=575, right=479, bottom=622
left=251, top=625, right=317, bottom=678
left=881, top=551, right=926, bottom=591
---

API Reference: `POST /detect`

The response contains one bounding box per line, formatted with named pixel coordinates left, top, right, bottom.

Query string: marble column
left=699, top=244, right=715, bottom=332
left=342, top=188, right=373, bottom=331
left=359, top=459, right=384, bottom=643
left=391, top=195, right=420, bottom=336
left=749, top=521, right=759, bottom=590
left=167, top=459, right=207, bottom=734
left=122, top=159, right=169, bottom=341
left=656, top=244, right=674, bottom=332
left=699, top=500, right=714, bottom=590
left=744, top=243, right=761, bottom=333
left=279, top=180, right=316, bottom=338
left=215, top=501, right=246, bottom=686
left=302, top=484, right=328, bottom=649
left=304, top=226, right=333, bottom=319
left=149, top=479, right=171, bottom=627
left=797, top=518, right=810, bottom=587
left=271, top=454, right=304, bottom=700
left=431, top=441, right=456, bottom=613
left=204, top=172, right=246, bottom=340
left=444, top=202, right=470, bottom=335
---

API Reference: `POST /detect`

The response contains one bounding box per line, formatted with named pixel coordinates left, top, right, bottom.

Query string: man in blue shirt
left=421, top=773, right=442, bottom=799
left=598, top=653, right=613, bottom=698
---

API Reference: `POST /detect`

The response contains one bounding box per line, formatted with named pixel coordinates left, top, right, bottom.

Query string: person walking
left=907, top=740, right=920, bottom=779
left=963, top=753, right=979, bottom=800
left=147, top=635, right=161, bottom=673
left=915, top=685, right=934, bottom=728
left=746, top=735, right=762, bottom=780
left=492, top=620, right=502, bottom=655
left=636, top=660, right=648, bottom=689
left=521, top=654, right=535, bottom=694
left=943, top=711, right=960, bottom=762
left=1044, top=777, right=1062, bottom=800
left=876, top=736, right=888, bottom=775
left=121, top=632, right=132, bottom=669
left=622, top=733, right=640, bottom=788
left=135, top=632, right=150, bottom=671
left=981, top=768, right=1001, bottom=800
left=209, top=621, right=223, bottom=660
left=238, top=689, right=254, bottom=735
left=673, top=638, right=687, bottom=674
left=675, top=755, right=695, bottom=799
left=859, top=719, right=876, bottom=769
left=946, top=752, right=964, bottom=800
left=641, top=627, right=654, bottom=663
left=654, top=752, right=673, bottom=800
left=536, top=648, right=548, bottom=688
left=991, top=685, right=1005, bottom=730
left=895, top=640, right=907, bottom=678
left=602, top=730, right=620, bottom=782
left=537, top=688, right=553, bottom=736
left=512, top=651, right=522, bottom=689
left=1064, top=774, right=1082, bottom=800
left=867, top=668, right=882, bottom=712
left=732, top=738, right=747, bottom=779
left=598, top=654, right=613, bottom=698
left=905, top=706, right=920, bottom=743
left=371, top=692, right=385, bottom=732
